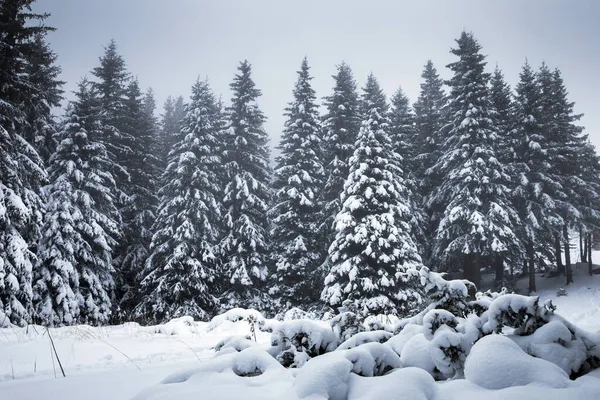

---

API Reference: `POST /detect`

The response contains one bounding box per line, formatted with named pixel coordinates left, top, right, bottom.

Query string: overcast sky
left=35, top=0, right=600, bottom=153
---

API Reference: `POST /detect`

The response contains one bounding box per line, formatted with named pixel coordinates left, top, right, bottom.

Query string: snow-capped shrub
left=336, top=330, right=393, bottom=350
left=154, top=316, right=199, bottom=335
left=480, top=294, right=555, bottom=334
left=270, top=319, right=338, bottom=367
left=214, top=335, right=257, bottom=353
left=422, top=309, right=458, bottom=340
left=464, top=334, right=571, bottom=390
left=329, top=311, right=365, bottom=342
left=207, top=308, right=265, bottom=331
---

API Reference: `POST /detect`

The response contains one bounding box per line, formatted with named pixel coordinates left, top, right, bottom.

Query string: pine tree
left=320, top=62, right=361, bottom=256
left=22, top=32, right=64, bottom=162
left=489, top=66, right=522, bottom=282
left=35, top=80, right=120, bottom=325
left=270, top=58, right=325, bottom=308
left=115, top=79, right=160, bottom=317
left=413, top=60, right=447, bottom=190
left=428, top=32, right=520, bottom=289
left=513, top=61, right=564, bottom=292
left=322, top=75, right=422, bottom=317
left=0, top=0, right=55, bottom=326
left=413, top=60, right=447, bottom=265
left=220, top=61, right=272, bottom=310
left=389, top=86, right=426, bottom=254
left=159, top=95, right=186, bottom=170
left=136, top=79, right=224, bottom=322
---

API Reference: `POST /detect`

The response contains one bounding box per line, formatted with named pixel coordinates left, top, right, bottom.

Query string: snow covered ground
left=1, top=266, right=600, bottom=399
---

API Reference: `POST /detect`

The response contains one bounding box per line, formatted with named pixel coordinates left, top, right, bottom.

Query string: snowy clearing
left=1, top=267, right=600, bottom=400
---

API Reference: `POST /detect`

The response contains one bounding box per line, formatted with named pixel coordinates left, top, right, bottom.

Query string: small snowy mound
left=294, top=342, right=402, bottom=399
left=154, top=316, right=201, bottom=335
left=464, top=334, right=570, bottom=389
left=399, top=333, right=436, bottom=375
left=348, top=367, right=436, bottom=400
left=208, top=308, right=265, bottom=331
left=337, top=330, right=393, bottom=350
left=214, top=335, right=258, bottom=354
left=134, top=347, right=291, bottom=400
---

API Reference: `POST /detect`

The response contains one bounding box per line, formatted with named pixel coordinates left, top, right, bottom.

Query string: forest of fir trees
left=2, top=0, right=600, bottom=327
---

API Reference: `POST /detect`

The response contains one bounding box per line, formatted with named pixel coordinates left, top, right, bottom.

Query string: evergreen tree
left=489, top=66, right=522, bottom=281
left=0, top=0, right=54, bottom=326
left=513, top=61, right=564, bottom=292
left=322, top=74, right=422, bottom=317
left=413, top=60, right=447, bottom=265
left=428, top=32, right=520, bottom=289
left=136, top=79, right=224, bottom=322
left=35, top=80, right=120, bottom=325
left=413, top=60, right=447, bottom=189
left=270, top=58, right=325, bottom=307
left=220, top=60, right=272, bottom=310
left=35, top=80, right=122, bottom=325
left=159, top=95, right=186, bottom=170
left=22, top=32, right=64, bottom=162
left=320, top=62, right=361, bottom=255
left=389, top=86, right=426, bottom=254
left=116, top=79, right=160, bottom=317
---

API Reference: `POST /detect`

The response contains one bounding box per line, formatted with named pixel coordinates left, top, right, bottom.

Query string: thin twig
left=47, top=327, right=65, bottom=377
left=75, top=328, right=141, bottom=371
left=171, top=337, right=202, bottom=362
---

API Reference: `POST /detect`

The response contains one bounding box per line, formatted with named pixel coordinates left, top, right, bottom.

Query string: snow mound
left=208, top=308, right=265, bottom=331
left=399, top=333, right=436, bottom=375
left=464, top=334, right=570, bottom=389
left=270, top=319, right=338, bottom=367
left=348, top=367, right=436, bottom=400
left=337, top=330, right=393, bottom=350
left=214, top=335, right=258, bottom=354
left=294, top=342, right=402, bottom=400
left=154, top=316, right=201, bottom=335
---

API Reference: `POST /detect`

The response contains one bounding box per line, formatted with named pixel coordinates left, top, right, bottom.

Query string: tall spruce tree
left=116, top=79, right=160, bottom=317
left=159, top=95, right=186, bottom=170
left=270, top=58, right=325, bottom=308
left=322, top=74, right=422, bottom=317
left=489, top=66, right=522, bottom=281
left=0, top=0, right=55, bottom=326
left=136, top=79, right=224, bottom=323
left=428, top=32, right=520, bottom=289
left=220, top=61, right=272, bottom=310
left=389, top=86, right=426, bottom=254
left=413, top=60, right=447, bottom=265
left=513, top=61, right=564, bottom=292
left=35, top=81, right=121, bottom=325
left=320, top=62, right=361, bottom=257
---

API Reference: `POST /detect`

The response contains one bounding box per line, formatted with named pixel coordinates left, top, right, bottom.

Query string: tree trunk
left=582, top=231, right=588, bottom=263
left=564, top=225, right=573, bottom=284
left=554, top=234, right=564, bottom=275
left=472, top=253, right=481, bottom=290
left=494, top=256, right=504, bottom=285
left=580, top=227, right=585, bottom=262
left=588, top=232, right=593, bottom=276
left=527, top=242, right=536, bottom=293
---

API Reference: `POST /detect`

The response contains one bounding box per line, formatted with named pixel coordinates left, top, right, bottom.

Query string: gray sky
left=35, top=0, right=600, bottom=153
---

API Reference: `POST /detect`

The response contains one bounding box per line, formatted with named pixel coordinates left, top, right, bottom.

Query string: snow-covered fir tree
left=115, top=79, right=160, bottom=317
left=489, top=66, right=522, bottom=282
left=413, top=60, right=447, bottom=190
left=220, top=60, right=272, bottom=310
left=35, top=80, right=120, bottom=325
left=513, top=61, right=564, bottom=292
left=159, top=95, right=186, bottom=170
left=270, top=58, right=326, bottom=308
left=389, top=86, right=426, bottom=254
left=322, top=74, right=422, bottom=317
left=320, top=63, right=361, bottom=260
left=412, top=60, right=447, bottom=265
left=0, top=0, right=55, bottom=326
left=428, top=32, right=520, bottom=289
left=22, top=32, right=64, bottom=162
left=136, top=79, right=225, bottom=322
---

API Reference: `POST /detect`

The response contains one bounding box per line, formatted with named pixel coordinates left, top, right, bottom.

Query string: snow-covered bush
left=269, top=319, right=338, bottom=367
left=329, top=311, right=365, bottom=343
left=214, top=335, right=257, bottom=354
left=208, top=308, right=265, bottom=331
left=336, top=330, right=393, bottom=350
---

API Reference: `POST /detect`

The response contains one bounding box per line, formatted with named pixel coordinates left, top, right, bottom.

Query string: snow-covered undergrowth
left=2, top=269, right=600, bottom=399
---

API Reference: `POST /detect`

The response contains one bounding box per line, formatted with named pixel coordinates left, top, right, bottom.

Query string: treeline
left=1, top=0, right=599, bottom=327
